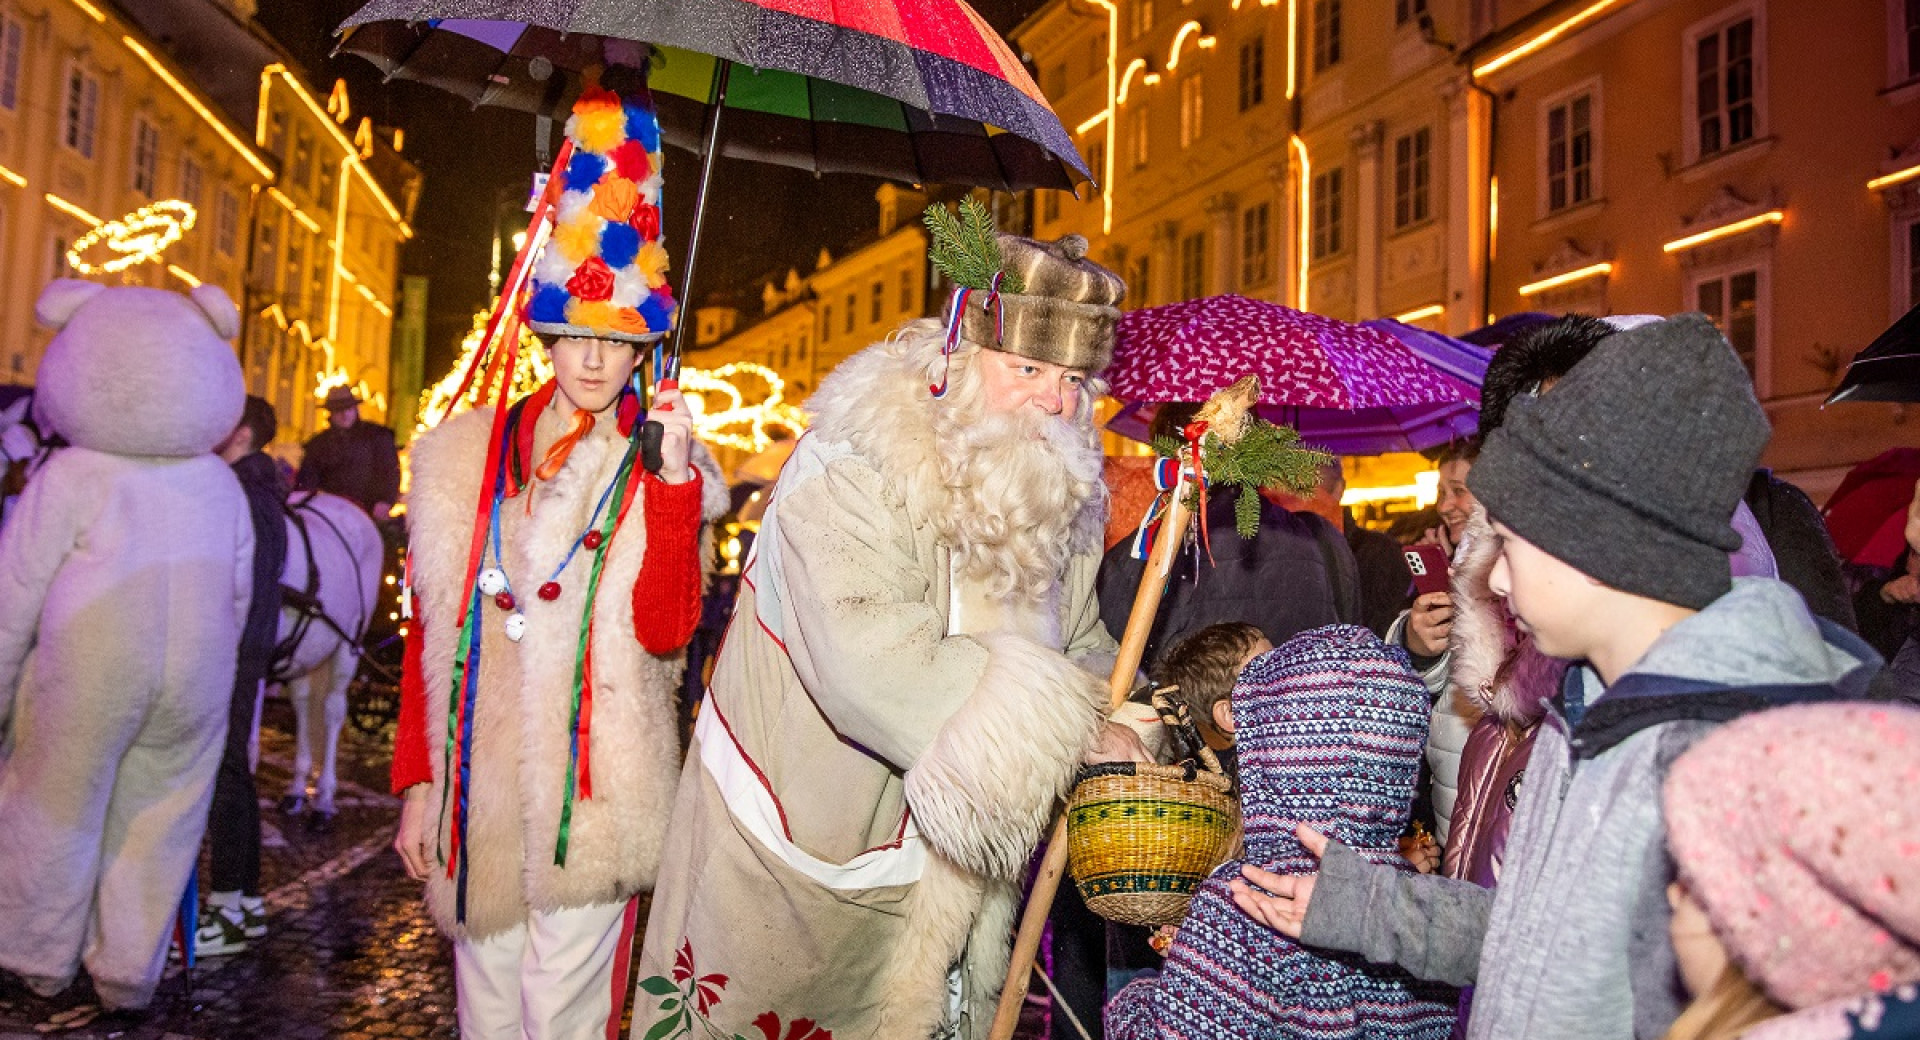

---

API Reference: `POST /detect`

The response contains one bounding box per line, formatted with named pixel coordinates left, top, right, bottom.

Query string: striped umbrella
left=336, top=3, right=1091, bottom=192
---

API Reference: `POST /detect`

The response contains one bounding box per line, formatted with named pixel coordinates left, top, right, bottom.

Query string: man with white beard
left=631, top=228, right=1140, bottom=1040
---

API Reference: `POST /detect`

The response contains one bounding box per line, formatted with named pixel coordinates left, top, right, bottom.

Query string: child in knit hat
left=1105, top=624, right=1458, bottom=1040
left=1227, top=314, right=1884, bottom=1040
left=1660, top=702, right=1920, bottom=1040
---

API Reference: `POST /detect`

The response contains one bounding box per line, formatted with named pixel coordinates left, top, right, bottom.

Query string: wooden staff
left=986, top=454, right=1198, bottom=1040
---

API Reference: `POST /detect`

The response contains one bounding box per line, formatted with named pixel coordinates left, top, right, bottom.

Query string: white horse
left=271, top=490, right=383, bottom=825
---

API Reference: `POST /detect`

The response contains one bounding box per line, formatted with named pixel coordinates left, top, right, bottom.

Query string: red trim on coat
left=391, top=619, right=432, bottom=794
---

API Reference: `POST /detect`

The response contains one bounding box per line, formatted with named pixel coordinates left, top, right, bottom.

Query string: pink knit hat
left=1663, top=703, right=1920, bottom=1009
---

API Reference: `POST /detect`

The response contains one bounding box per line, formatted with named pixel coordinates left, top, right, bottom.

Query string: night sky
left=253, top=1, right=1048, bottom=381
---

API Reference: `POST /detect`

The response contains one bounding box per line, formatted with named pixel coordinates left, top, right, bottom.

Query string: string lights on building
left=65, top=200, right=197, bottom=275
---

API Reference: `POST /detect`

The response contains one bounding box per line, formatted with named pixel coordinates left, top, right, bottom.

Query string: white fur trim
left=903, top=631, right=1104, bottom=881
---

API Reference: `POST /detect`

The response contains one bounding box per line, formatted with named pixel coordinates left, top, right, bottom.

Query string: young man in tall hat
left=631, top=208, right=1145, bottom=1040
left=388, top=71, right=728, bottom=1040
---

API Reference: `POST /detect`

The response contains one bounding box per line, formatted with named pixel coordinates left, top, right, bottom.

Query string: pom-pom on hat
left=525, top=70, right=676, bottom=344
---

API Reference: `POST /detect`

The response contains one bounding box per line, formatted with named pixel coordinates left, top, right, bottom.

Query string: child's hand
left=1399, top=832, right=1441, bottom=874
left=1229, top=824, right=1327, bottom=938
left=1085, top=721, right=1153, bottom=764
left=1148, top=925, right=1178, bottom=956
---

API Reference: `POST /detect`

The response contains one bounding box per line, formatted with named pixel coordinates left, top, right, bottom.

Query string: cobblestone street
left=0, top=699, right=457, bottom=1040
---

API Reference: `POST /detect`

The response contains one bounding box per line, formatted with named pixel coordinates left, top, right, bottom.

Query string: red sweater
left=391, top=469, right=706, bottom=793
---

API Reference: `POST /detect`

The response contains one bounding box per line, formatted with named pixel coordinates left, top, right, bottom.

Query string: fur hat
left=1663, top=703, right=1920, bottom=1010
left=952, top=232, right=1124, bottom=373
left=524, top=73, right=676, bottom=344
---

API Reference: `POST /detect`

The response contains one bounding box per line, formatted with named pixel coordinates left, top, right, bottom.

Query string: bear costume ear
left=35, top=279, right=107, bottom=330
left=189, top=284, right=241, bottom=339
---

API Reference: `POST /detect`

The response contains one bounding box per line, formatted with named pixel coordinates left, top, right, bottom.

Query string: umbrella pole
left=643, top=58, right=731, bottom=473
left=987, top=473, right=1197, bottom=1040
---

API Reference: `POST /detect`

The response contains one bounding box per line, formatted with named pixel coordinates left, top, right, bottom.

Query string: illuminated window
left=1130, top=0, right=1155, bottom=41
left=1240, top=202, right=1271, bottom=288
left=870, top=280, right=884, bottom=323
left=180, top=156, right=204, bottom=210
left=1239, top=36, right=1266, bottom=110
left=821, top=304, right=833, bottom=341
left=1543, top=87, right=1596, bottom=212
left=899, top=268, right=914, bottom=311
left=317, top=160, right=336, bottom=209
left=843, top=293, right=854, bottom=333
left=1311, top=166, right=1344, bottom=259
left=291, top=130, right=314, bottom=197
left=1128, top=104, right=1149, bottom=169
left=254, top=213, right=280, bottom=285
left=1393, top=127, right=1431, bottom=229
left=267, top=108, right=288, bottom=159
left=1686, top=10, right=1762, bottom=162
left=1179, top=74, right=1204, bottom=148
left=131, top=117, right=160, bottom=197
left=216, top=191, right=240, bottom=257
left=1692, top=265, right=1765, bottom=383
left=0, top=17, right=23, bottom=112
left=284, top=232, right=305, bottom=311
left=1312, top=0, right=1342, bottom=73
left=1179, top=230, right=1206, bottom=300
left=62, top=66, right=99, bottom=159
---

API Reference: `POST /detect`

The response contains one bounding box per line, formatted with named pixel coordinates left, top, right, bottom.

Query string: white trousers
left=453, top=897, right=638, bottom=1040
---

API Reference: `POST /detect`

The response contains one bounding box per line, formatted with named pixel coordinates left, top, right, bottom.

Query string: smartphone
left=1404, top=544, right=1452, bottom=597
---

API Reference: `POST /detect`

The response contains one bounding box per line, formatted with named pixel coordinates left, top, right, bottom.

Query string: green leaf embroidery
left=639, top=974, right=680, bottom=997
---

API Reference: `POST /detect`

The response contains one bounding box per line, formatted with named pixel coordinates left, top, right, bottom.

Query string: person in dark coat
left=297, top=386, right=400, bottom=519
left=1743, top=469, right=1856, bottom=632
left=196, top=395, right=289, bottom=955
left=1316, top=459, right=1414, bottom=637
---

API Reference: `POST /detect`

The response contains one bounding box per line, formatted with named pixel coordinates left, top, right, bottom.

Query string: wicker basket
left=1065, top=690, right=1238, bottom=927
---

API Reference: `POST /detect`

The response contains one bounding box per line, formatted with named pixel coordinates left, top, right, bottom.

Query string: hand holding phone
left=1404, top=543, right=1452, bottom=597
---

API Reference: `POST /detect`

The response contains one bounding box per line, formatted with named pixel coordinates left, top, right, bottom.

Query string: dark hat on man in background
left=323, top=386, right=360, bottom=412
left=1467, top=312, right=1771, bottom=610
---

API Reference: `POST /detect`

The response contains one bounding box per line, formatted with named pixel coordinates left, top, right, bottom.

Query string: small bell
left=538, top=581, right=562, bottom=601
left=477, top=568, right=508, bottom=597
left=583, top=530, right=604, bottom=550
left=504, top=612, right=528, bottom=642
left=495, top=591, right=516, bottom=612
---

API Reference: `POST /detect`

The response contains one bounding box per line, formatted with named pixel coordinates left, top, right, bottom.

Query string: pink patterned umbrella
left=1104, top=295, right=1483, bottom=454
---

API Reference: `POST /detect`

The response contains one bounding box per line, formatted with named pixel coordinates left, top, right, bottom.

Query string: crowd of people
left=0, top=74, right=1915, bottom=1040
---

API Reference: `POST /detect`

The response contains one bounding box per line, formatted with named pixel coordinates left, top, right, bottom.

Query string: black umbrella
left=1829, top=302, right=1920, bottom=404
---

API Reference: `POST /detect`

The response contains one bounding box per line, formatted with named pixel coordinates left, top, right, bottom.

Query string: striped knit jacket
left=1105, top=624, right=1459, bottom=1040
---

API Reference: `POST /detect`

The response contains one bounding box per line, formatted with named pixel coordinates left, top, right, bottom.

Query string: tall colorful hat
left=525, top=72, right=676, bottom=344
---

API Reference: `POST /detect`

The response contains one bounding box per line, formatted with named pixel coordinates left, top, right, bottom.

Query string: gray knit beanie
left=1467, top=313, right=1771, bottom=609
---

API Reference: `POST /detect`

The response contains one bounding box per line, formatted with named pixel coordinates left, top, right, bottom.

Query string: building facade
left=1016, top=0, right=1910, bottom=498
left=0, top=0, right=419, bottom=446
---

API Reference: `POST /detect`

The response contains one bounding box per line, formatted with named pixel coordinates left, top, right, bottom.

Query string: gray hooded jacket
left=1297, top=579, right=1881, bottom=1040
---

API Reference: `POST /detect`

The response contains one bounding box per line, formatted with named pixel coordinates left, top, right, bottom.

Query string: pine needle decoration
left=1154, top=417, right=1330, bottom=538
left=924, top=199, right=1026, bottom=294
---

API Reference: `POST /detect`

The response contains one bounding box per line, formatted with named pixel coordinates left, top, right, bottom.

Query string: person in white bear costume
left=0, top=279, right=253, bottom=1010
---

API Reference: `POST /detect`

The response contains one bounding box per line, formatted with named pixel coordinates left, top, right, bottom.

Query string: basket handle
left=1149, top=686, right=1227, bottom=777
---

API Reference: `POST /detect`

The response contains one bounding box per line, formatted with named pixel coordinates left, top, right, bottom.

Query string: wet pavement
left=0, top=699, right=454, bottom=1040
left=0, top=698, right=1064, bottom=1040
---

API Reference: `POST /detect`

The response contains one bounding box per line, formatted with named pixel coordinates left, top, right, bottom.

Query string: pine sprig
left=924, top=199, right=1026, bottom=294
left=1153, top=418, right=1331, bottom=538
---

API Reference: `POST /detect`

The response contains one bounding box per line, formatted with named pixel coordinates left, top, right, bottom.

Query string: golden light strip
left=1489, top=174, right=1500, bottom=262
left=329, top=156, right=352, bottom=339
left=1517, top=261, right=1613, bottom=297
left=45, top=193, right=102, bottom=226
left=1474, top=0, right=1623, bottom=78
left=1166, top=22, right=1206, bottom=69
left=121, top=38, right=274, bottom=179
left=1076, top=110, right=1108, bottom=135
left=268, top=187, right=322, bottom=234
left=1869, top=164, right=1920, bottom=192
left=1661, top=210, right=1784, bottom=254
left=0, top=165, right=24, bottom=188
left=1291, top=135, right=1311, bottom=309
left=166, top=264, right=201, bottom=287
left=264, top=66, right=407, bottom=225
left=1117, top=58, right=1149, bottom=104
left=1394, top=303, right=1445, bottom=323
left=67, top=0, right=105, bottom=22
left=1092, top=0, right=1118, bottom=235
left=1285, top=0, right=1299, bottom=100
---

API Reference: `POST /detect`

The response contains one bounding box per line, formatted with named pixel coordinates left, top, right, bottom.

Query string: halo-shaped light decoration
left=66, top=200, right=198, bottom=275
left=681, top=362, right=808, bottom=453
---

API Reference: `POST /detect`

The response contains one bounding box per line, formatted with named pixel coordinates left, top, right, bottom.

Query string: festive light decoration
left=680, top=362, right=807, bottom=454
left=418, top=304, right=553, bottom=432
left=1517, top=261, right=1613, bottom=297
left=66, top=200, right=196, bottom=275
left=1661, top=210, right=1785, bottom=254
left=1393, top=303, right=1445, bottom=323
